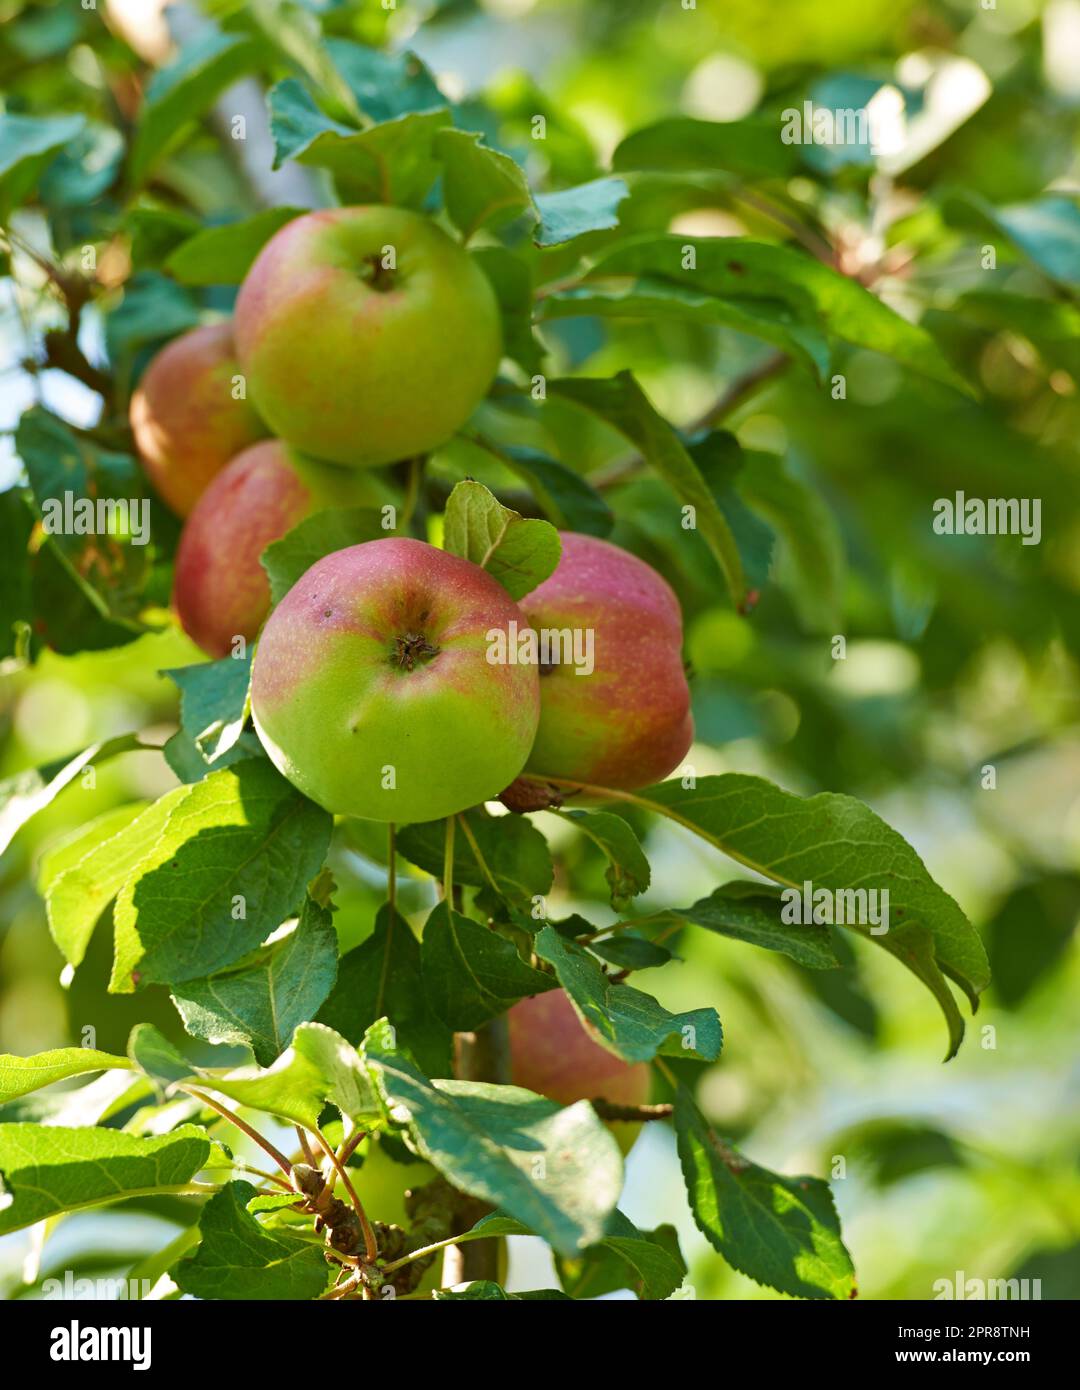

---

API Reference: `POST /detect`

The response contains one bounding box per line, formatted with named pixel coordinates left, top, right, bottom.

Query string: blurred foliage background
left=1, top=0, right=1079, bottom=1299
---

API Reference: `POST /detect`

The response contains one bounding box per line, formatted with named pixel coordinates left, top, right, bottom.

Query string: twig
left=176, top=1085, right=293, bottom=1177
left=591, top=1099, right=673, bottom=1123
left=314, top=1129, right=378, bottom=1265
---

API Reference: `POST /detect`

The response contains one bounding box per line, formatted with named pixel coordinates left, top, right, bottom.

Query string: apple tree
left=0, top=0, right=1073, bottom=1305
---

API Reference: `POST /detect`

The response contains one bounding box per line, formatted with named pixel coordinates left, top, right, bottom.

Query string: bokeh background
left=1, top=0, right=1079, bottom=1299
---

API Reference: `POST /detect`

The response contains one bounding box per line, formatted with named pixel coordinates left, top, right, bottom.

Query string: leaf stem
left=177, top=1085, right=293, bottom=1177
left=314, top=1128, right=378, bottom=1264
left=456, top=813, right=502, bottom=902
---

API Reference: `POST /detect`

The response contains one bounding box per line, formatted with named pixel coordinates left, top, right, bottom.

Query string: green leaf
left=130, top=30, right=263, bottom=185
left=105, top=273, right=201, bottom=366
left=589, top=934, right=671, bottom=971
left=397, top=808, right=554, bottom=907
left=43, top=789, right=186, bottom=968
left=533, top=176, right=628, bottom=247
left=957, top=194, right=1080, bottom=288
left=363, top=1021, right=623, bottom=1255
left=471, top=247, right=543, bottom=373
left=493, top=444, right=614, bottom=538
left=562, top=810, right=650, bottom=909
left=0, top=112, right=85, bottom=215
left=316, top=903, right=452, bottom=1079
left=551, top=373, right=746, bottom=606
left=261, top=506, right=387, bottom=608
left=0, top=1049, right=133, bottom=1105
left=172, top=894, right=339, bottom=1066
left=127, top=1023, right=192, bottom=1100
left=421, top=902, right=555, bottom=1031
left=613, top=116, right=801, bottom=179
left=164, top=654, right=252, bottom=768
left=607, top=774, right=990, bottom=1058
left=534, top=926, right=722, bottom=1063
left=0, top=733, right=146, bottom=857
left=325, top=38, right=445, bottom=123
left=0, top=488, right=34, bottom=667
left=737, top=449, right=844, bottom=632
left=583, top=237, right=970, bottom=394
left=556, top=1210, right=686, bottom=1300
left=173, top=1180, right=329, bottom=1300
left=436, top=128, right=535, bottom=243
left=659, top=881, right=840, bottom=969
left=267, top=80, right=448, bottom=206
left=442, top=478, right=561, bottom=600
left=0, top=1124, right=210, bottom=1234
left=110, top=760, right=333, bottom=992
left=207, top=1022, right=380, bottom=1130
left=675, top=1086, right=855, bottom=1300
left=165, top=208, right=305, bottom=285
left=539, top=278, right=832, bottom=382
left=433, top=1281, right=572, bottom=1300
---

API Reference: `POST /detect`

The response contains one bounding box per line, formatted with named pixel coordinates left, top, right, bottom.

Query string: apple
left=507, top=988, right=651, bottom=1155
left=234, top=206, right=502, bottom=467
left=173, top=439, right=375, bottom=658
left=250, top=538, right=540, bottom=822
left=519, top=532, right=693, bottom=790
left=130, top=321, right=268, bottom=517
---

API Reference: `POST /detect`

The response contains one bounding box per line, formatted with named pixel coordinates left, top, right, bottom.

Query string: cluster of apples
left=133, top=203, right=689, bottom=1124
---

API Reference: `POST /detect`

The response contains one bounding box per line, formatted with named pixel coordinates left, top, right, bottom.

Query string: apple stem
left=442, top=815, right=455, bottom=904
left=387, top=822, right=397, bottom=910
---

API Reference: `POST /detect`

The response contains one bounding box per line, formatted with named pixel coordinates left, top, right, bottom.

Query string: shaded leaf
left=551, top=373, right=745, bottom=606
left=562, top=809, right=650, bottom=909
left=676, top=1086, right=855, bottom=1300
left=363, top=1020, right=623, bottom=1255
left=534, top=926, right=722, bottom=1063
left=436, top=128, right=534, bottom=242
left=0, top=1124, right=210, bottom=1235
left=261, top=506, right=387, bottom=607
left=173, top=894, right=339, bottom=1065
left=533, top=176, right=628, bottom=247
left=422, top=902, right=554, bottom=1031
left=110, top=760, right=333, bottom=992
left=606, top=774, right=990, bottom=1058
left=442, top=478, right=561, bottom=599
left=316, top=903, right=452, bottom=1079
left=173, top=1180, right=329, bottom=1300
left=165, top=208, right=305, bottom=285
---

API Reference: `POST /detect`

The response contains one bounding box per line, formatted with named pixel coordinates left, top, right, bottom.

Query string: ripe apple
left=173, top=439, right=376, bottom=658
left=507, top=988, right=651, bottom=1155
left=234, top=206, right=502, bottom=467
left=250, top=538, right=540, bottom=822
left=130, top=321, right=268, bottom=516
left=519, top=532, right=693, bottom=790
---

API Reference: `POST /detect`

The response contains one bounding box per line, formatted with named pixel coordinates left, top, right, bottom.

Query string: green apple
left=234, top=206, right=502, bottom=467
left=250, top=538, right=540, bottom=822
left=507, top=988, right=651, bottom=1155
left=130, top=321, right=268, bottom=517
